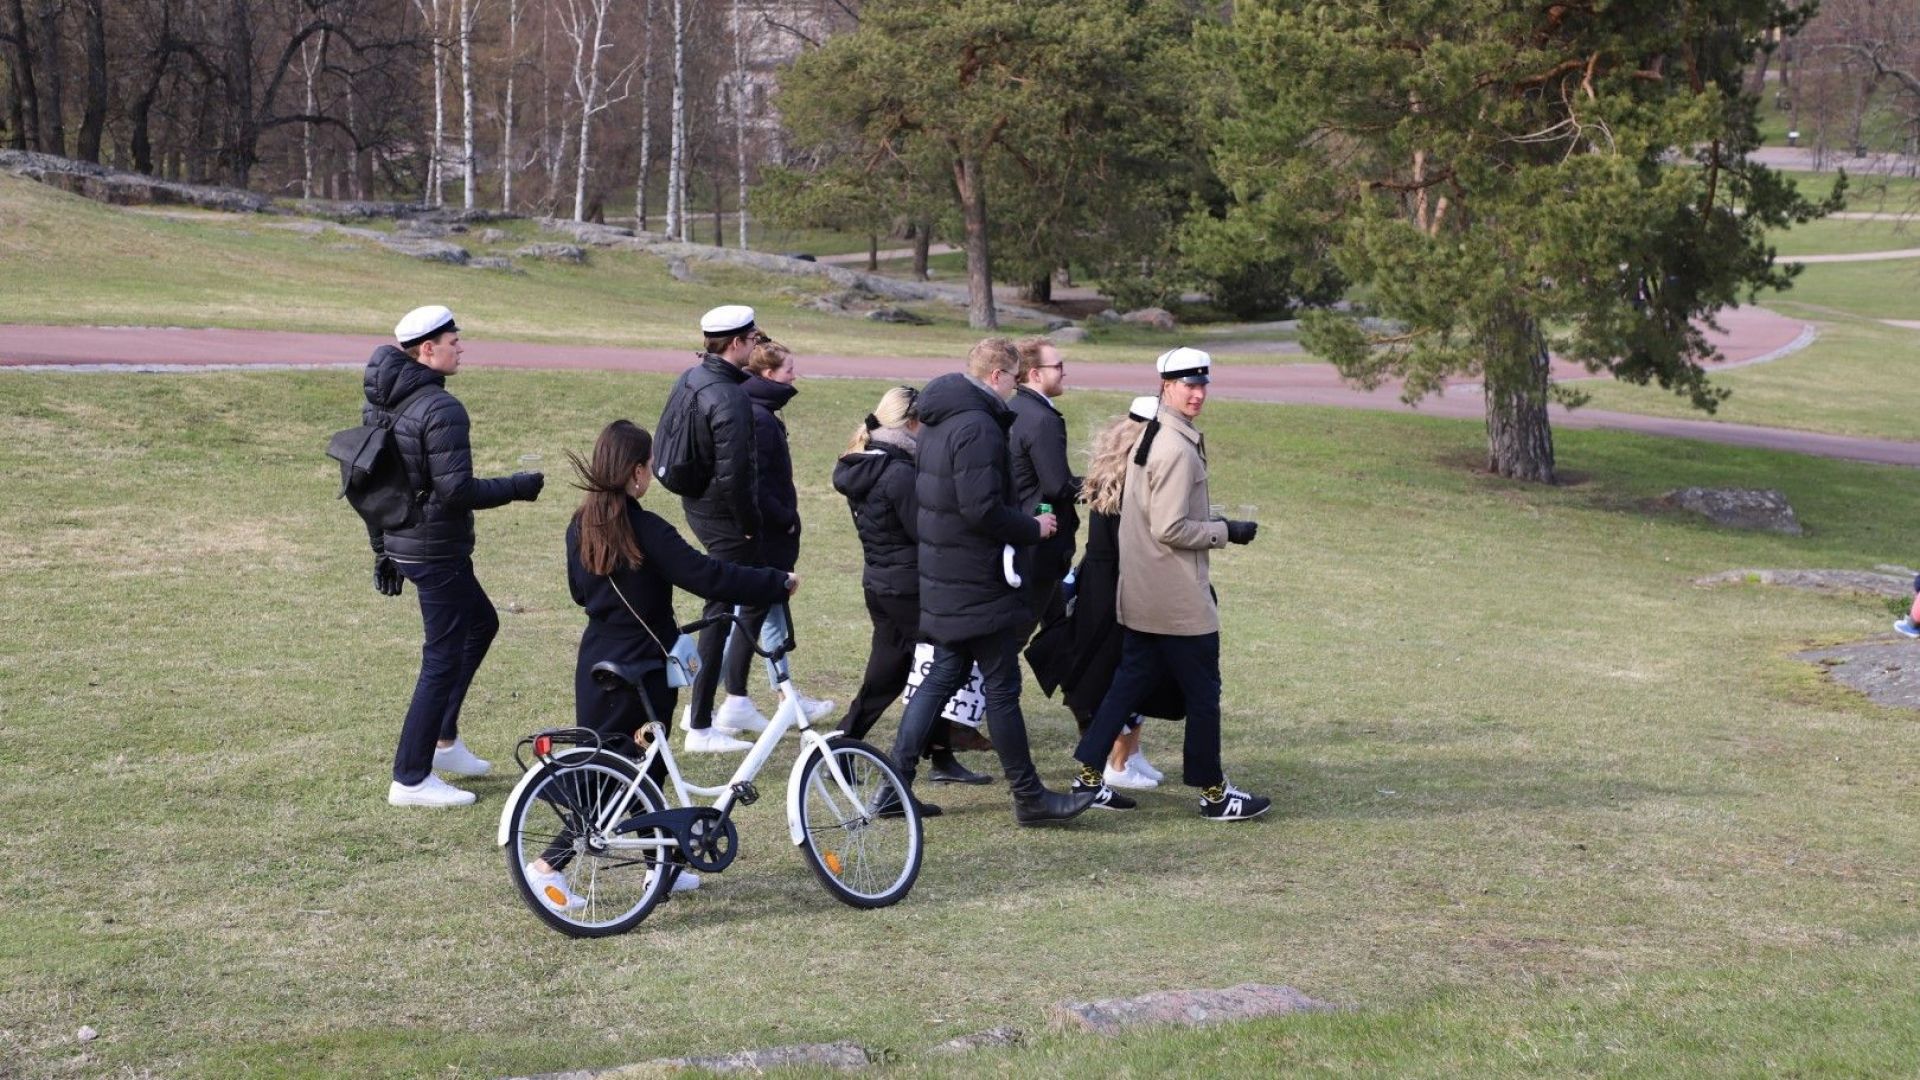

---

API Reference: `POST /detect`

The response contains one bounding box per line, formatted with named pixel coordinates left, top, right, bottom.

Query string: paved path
left=1788, top=248, right=1920, bottom=264
left=5, top=306, right=1918, bottom=467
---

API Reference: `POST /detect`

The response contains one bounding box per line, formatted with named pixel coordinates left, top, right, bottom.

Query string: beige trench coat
left=1114, top=405, right=1229, bottom=636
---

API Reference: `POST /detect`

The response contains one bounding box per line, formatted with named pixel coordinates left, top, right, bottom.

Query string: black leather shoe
left=927, top=750, right=993, bottom=785
left=1012, top=787, right=1097, bottom=826
left=874, top=786, right=942, bottom=819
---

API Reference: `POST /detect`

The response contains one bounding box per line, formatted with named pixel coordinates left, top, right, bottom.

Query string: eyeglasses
left=1035, top=363, right=1065, bottom=371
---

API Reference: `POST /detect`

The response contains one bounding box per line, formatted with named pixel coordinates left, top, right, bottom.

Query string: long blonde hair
left=1082, top=415, right=1140, bottom=516
left=845, top=385, right=920, bottom=453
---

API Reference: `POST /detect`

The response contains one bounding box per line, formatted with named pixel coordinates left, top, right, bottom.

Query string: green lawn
left=0, top=176, right=1181, bottom=365
left=7, top=367, right=1920, bottom=1076
left=1772, top=216, right=1920, bottom=257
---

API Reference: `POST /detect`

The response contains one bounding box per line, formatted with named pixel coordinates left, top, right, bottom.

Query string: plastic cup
left=1236, top=503, right=1258, bottom=522
left=1208, top=503, right=1226, bottom=520
left=518, top=453, right=543, bottom=468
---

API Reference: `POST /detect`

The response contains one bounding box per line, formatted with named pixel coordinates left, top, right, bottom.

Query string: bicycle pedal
left=731, top=781, right=760, bottom=806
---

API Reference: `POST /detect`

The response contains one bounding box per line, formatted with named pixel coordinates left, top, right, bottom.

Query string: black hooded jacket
left=911, top=373, right=1043, bottom=643
left=361, top=344, right=519, bottom=562
left=744, top=374, right=800, bottom=548
left=832, top=430, right=918, bottom=599
left=662, top=352, right=761, bottom=536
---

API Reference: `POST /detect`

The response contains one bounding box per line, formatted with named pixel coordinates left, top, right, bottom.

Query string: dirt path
left=5, top=305, right=1916, bottom=467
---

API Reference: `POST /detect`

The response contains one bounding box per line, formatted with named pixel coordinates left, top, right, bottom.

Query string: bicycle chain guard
left=611, top=805, right=740, bottom=874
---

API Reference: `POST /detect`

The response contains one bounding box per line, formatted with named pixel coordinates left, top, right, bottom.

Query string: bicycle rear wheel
left=504, top=753, right=674, bottom=937
left=795, top=738, right=923, bottom=908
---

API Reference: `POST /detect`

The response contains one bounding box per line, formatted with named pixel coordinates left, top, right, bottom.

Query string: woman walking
left=365, top=305, right=544, bottom=809
left=831, top=386, right=989, bottom=786
left=525, top=419, right=798, bottom=910
left=713, top=339, right=833, bottom=734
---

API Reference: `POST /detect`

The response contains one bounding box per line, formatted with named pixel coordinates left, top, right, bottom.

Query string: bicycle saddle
left=590, top=658, right=667, bottom=691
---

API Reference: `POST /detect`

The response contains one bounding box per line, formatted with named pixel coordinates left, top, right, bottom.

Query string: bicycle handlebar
left=678, top=603, right=797, bottom=661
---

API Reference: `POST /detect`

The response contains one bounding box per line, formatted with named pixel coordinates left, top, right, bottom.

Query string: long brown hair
left=1082, top=415, right=1140, bottom=516
left=569, top=420, right=653, bottom=576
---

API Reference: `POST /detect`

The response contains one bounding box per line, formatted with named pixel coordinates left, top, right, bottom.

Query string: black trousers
left=685, top=512, right=758, bottom=729
left=723, top=530, right=799, bottom=697
left=1074, top=629, right=1223, bottom=788
left=393, top=558, right=498, bottom=785
left=891, top=625, right=1041, bottom=798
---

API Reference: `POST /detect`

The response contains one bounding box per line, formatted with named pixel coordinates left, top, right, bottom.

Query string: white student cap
left=1155, top=346, right=1211, bottom=385
left=1128, top=395, right=1160, bottom=421
left=394, top=304, right=457, bottom=347
left=700, top=304, right=757, bottom=336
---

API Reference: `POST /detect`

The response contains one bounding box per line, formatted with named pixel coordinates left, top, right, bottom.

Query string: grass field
left=7, top=362, right=1920, bottom=1076
left=1771, top=216, right=1919, bottom=257
left=0, top=176, right=1189, bottom=365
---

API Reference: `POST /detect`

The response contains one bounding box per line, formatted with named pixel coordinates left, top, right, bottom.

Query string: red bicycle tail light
left=534, top=735, right=553, bottom=757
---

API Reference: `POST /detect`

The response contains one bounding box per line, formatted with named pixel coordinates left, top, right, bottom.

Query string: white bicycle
left=497, top=605, right=925, bottom=937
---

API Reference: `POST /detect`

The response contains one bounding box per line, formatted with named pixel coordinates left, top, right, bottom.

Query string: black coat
left=567, top=500, right=791, bottom=661
left=661, top=352, right=760, bottom=536
left=912, top=373, right=1042, bottom=644
left=744, top=374, right=801, bottom=564
left=1007, top=384, right=1081, bottom=584
left=832, top=433, right=919, bottom=599
left=361, top=344, right=518, bottom=562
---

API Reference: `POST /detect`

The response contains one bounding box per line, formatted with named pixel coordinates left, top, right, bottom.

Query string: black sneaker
left=1070, top=778, right=1136, bottom=811
left=873, top=786, right=942, bottom=819
left=1199, top=782, right=1271, bottom=822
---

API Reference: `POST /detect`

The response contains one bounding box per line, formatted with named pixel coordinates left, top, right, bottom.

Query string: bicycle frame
left=501, top=604, right=869, bottom=859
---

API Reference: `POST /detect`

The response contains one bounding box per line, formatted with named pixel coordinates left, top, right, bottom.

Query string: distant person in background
left=1896, top=576, right=1920, bottom=638
left=363, top=304, right=544, bottom=808
left=714, top=339, right=833, bottom=730
left=832, top=386, right=992, bottom=785
left=1008, top=337, right=1081, bottom=637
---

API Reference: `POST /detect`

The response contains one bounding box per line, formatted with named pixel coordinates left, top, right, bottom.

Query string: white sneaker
left=388, top=774, right=476, bottom=807
left=785, top=691, right=835, bottom=722
left=715, top=695, right=769, bottom=734
left=683, top=726, right=753, bottom=753
left=671, top=869, right=702, bottom=893
left=1103, top=762, right=1159, bottom=790
left=432, top=738, right=492, bottom=778
left=1128, top=749, right=1164, bottom=783
left=524, top=862, right=585, bottom=912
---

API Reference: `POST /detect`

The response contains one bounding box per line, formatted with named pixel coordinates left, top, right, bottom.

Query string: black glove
left=1226, top=519, right=1258, bottom=545
left=374, top=555, right=404, bottom=596
left=512, top=471, right=545, bottom=501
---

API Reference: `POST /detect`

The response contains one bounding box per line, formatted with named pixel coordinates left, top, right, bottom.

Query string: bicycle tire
left=504, top=752, right=674, bottom=937
left=794, top=737, right=923, bottom=908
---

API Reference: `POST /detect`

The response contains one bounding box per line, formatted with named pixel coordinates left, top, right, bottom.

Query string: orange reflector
left=823, top=851, right=843, bottom=876
left=543, top=884, right=569, bottom=905
left=534, top=735, right=553, bottom=757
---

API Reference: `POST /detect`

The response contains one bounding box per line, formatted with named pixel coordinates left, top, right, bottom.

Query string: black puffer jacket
left=661, top=353, right=760, bottom=536
left=362, top=344, right=520, bottom=562
left=1007, top=384, right=1081, bottom=583
left=832, top=429, right=919, bottom=599
left=744, top=375, right=800, bottom=543
left=912, top=373, right=1043, bottom=644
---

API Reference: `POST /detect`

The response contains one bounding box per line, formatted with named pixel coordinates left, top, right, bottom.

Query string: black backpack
left=652, top=378, right=715, bottom=497
left=326, top=386, right=436, bottom=531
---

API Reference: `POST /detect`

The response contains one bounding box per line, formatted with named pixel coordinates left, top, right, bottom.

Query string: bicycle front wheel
left=795, top=738, right=923, bottom=908
left=505, top=754, right=674, bottom=937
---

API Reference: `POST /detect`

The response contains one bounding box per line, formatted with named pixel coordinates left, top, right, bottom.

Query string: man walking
left=1008, top=337, right=1080, bottom=635
left=890, top=339, right=1096, bottom=825
left=657, top=304, right=765, bottom=753
left=1069, top=347, right=1272, bottom=821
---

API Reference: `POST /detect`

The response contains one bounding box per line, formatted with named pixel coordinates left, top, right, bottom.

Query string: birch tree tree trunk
left=634, top=0, right=655, bottom=229
left=413, top=0, right=447, bottom=205
left=299, top=33, right=325, bottom=199
left=666, top=0, right=687, bottom=240
left=731, top=0, right=749, bottom=249
left=501, top=0, right=519, bottom=211
left=459, top=0, right=478, bottom=210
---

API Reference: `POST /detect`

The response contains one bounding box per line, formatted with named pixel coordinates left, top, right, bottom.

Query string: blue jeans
left=1074, top=629, right=1224, bottom=788
left=394, top=559, right=499, bottom=784
left=889, top=626, right=1042, bottom=798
